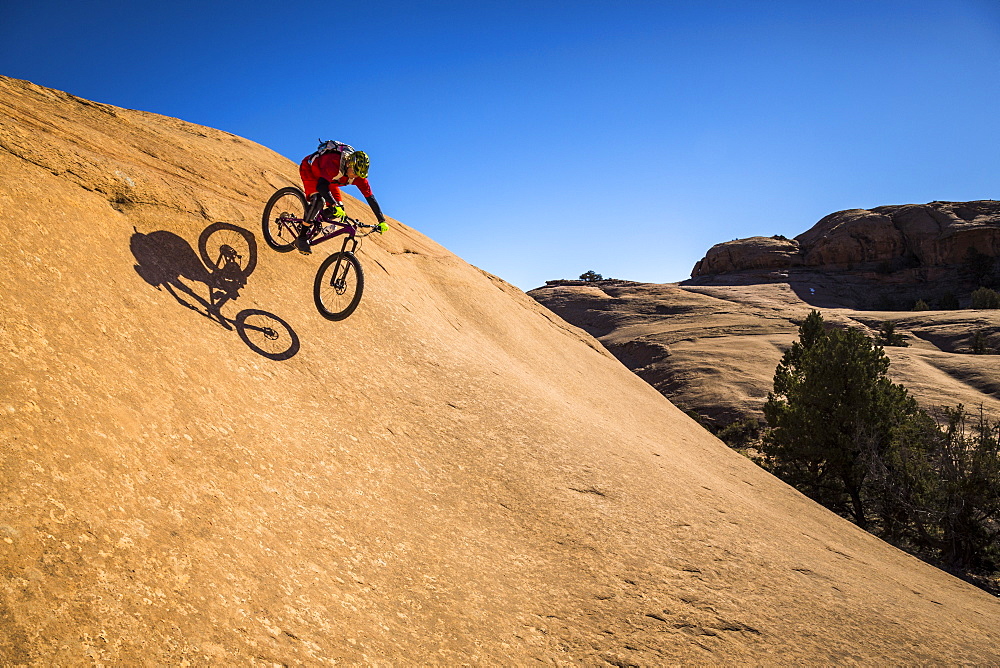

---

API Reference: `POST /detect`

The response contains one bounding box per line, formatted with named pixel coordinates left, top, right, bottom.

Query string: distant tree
left=939, top=292, right=960, bottom=310
left=972, top=329, right=994, bottom=355
left=971, top=287, right=1000, bottom=309
left=913, top=299, right=931, bottom=311
left=579, top=270, right=603, bottom=282
left=762, top=311, right=921, bottom=528
left=877, top=321, right=909, bottom=347
left=961, top=248, right=997, bottom=288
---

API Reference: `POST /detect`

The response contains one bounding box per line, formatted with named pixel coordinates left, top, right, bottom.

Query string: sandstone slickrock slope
left=4, top=76, right=1000, bottom=664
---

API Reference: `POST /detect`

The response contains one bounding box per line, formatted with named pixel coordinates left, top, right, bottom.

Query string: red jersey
left=299, top=151, right=374, bottom=202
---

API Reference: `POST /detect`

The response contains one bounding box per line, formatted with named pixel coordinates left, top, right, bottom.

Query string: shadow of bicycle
left=130, top=222, right=300, bottom=361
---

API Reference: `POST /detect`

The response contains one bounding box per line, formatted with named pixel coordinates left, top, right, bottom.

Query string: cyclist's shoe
left=295, top=225, right=313, bottom=254
left=376, top=222, right=389, bottom=234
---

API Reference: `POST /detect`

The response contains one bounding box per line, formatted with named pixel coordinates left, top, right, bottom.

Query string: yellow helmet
left=350, top=151, right=370, bottom=178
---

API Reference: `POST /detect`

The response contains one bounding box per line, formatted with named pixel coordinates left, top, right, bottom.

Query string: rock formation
left=690, top=202, right=1000, bottom=308
left=4, top=76, right=1000, bottom=664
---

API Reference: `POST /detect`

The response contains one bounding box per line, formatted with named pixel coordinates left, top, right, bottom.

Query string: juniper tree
left=971, top=287, right=1000, bottom=309
left=763, top=311, right=921, bottom=528
left=867, top=406, right=1000, bottom=574
left=877, top=321, right=909, bottom=347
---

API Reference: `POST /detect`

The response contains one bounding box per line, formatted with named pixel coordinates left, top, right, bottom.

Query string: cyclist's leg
left=299, top=160, right=326, bottom=221
left=304, top=178, right=335, bottom=221
left=299, top=158, right=319, bottom=204
left=316, top=178, right=336, bottom=207
left=304, top=192, right=324, bottom=222
left=297, top=195, right=320, bottom=253
left=297, top=160, right=323, bottom=253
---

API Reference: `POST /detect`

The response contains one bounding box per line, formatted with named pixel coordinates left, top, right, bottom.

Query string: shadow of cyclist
left=131, top=229, right=225, bottom=323
left=130, top=224, right=300, bottom=360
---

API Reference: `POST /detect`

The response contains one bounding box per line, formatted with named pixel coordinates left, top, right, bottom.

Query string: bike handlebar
left=343, top=217, right=386, bottom=237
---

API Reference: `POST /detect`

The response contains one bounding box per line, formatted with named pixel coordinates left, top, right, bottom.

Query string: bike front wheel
left=262, top=187, right=306, bottom=252
left=313, top=252, right=365, bottom=321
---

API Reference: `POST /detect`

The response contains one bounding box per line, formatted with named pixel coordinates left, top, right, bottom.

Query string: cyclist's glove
left=322, top=204, right=345, bottom=220
left=376, top=222, right=389, bottom=234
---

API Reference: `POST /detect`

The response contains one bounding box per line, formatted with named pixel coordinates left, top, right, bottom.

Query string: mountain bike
left=261, top=186, right=381, bottom=321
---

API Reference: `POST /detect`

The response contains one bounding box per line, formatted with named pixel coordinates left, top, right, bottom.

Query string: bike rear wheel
left=262, top=187, right=306, bottom=252
left=313, top=252, right=364, bottom=321
left=198, top=222, right=258, bottom=277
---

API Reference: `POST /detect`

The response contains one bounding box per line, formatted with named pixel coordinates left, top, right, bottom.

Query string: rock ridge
left=691, top=200, right=1000, bottom=278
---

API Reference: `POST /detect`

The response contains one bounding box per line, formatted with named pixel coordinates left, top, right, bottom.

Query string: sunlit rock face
left=691, top=201, right=1000, bottom=277
left=691, top=236, right=803, bottom=276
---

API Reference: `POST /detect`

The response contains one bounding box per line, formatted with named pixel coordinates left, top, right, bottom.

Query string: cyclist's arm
left=353, top=177, right=386, bottom=223
left=365, top=195, right=385, bottom=224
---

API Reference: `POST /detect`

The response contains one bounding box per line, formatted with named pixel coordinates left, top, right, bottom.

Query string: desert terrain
left=3, top=76, right=1000, bottom=664
left=530, top=278, right=1000, bottom=428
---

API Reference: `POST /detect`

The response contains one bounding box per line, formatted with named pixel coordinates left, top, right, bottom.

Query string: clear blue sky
left=3, top=1, right=999, bottom=290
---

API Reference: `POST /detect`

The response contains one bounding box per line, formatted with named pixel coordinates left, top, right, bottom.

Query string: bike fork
left=328, top=238, right=358, bottom=290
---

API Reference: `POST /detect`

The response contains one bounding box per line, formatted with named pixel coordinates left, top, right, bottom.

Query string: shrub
left=867, top=406, right=1000, bottom=574
left=939, top=292, right=960, bottom=310
left=717, top=417, right=763, bottom=449
left=913, top=299, right=931, bottom=311
left=682, top=409, right=712, bottom=430
left=877, top=321, right=909, bottom=347
left=971, top=287, right=1000, bottom=309
left=972, top=329, right=994, bottom=355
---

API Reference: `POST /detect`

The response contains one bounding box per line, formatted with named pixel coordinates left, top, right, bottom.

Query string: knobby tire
left=313, top=252, right=364, bottom=321
left=262, top=187, right=307, bottom=252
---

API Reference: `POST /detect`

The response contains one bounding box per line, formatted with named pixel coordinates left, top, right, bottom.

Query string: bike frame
left=308, top=218, right=360, bottom=254
left=274, top=212, right=364, bottom=254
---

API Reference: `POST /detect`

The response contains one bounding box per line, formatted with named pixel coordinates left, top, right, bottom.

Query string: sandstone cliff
left=690, top=201, right=1000, bottom=308
left=4, top=76, right=1000, bottom=664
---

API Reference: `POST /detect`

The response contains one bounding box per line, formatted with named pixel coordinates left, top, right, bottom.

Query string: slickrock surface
left=530, top=280, right=1000, bottom=427
left=4, top=76, right=1000, bottom=664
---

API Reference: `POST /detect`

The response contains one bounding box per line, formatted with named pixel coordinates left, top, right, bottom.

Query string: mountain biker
left=297, top=140, right=388, bottom=254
